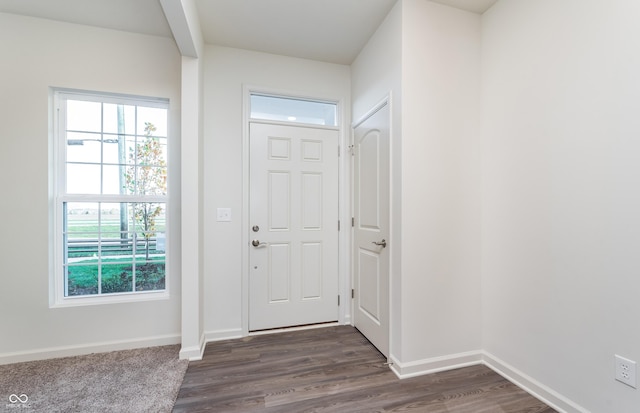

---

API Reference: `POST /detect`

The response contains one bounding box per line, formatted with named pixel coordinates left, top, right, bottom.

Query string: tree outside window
left=124, top=122, right=167, bottom=262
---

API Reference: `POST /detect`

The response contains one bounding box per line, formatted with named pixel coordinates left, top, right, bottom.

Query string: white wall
left=398, top=0, right=482, bottom=370
left=202, top=46, right=351, bottom=337
left=0, top=13, right=182, bottom=362
left=482, top=1, right=640, bottom=411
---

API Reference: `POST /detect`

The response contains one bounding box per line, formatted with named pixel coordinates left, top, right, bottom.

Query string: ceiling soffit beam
left=159, top=0, right=203, bottom=58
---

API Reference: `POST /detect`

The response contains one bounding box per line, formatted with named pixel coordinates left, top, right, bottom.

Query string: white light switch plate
left=217, top=208, right=231, bottom=222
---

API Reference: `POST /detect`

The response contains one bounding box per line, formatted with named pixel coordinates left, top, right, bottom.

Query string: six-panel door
left=249, top=122, right=339, bottom=331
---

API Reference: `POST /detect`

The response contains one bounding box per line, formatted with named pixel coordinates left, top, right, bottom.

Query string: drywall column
left=396, top=0, right=482, bottom=374
left=160, top=0, right=205, bottom=360
left=179, top=55, right=204, bottom=359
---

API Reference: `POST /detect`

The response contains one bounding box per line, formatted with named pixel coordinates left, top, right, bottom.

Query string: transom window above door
left=250, top=94, right=337, bottom=126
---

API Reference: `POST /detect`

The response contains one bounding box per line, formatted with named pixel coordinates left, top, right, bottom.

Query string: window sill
left=50, top=290, right=169, bottom=308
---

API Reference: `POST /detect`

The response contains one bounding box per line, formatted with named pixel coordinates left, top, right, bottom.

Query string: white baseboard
left=389, top=350, right=483, bottom=379
left=180, top=329, right=248, bottom=361
left=0, top=334, right=181, bottom=365
left=387, top=350, right=588, bottom=413
left=482, top=351, right=589, bottom=413
left=204, top=328, right=244, bottom=342
left=187, top=331, right=589, bottom=413
left=179, top=333, right=206, bottom=361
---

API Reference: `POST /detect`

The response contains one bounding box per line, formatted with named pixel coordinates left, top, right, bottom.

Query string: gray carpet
left=0, top=345, right=188, bottom=412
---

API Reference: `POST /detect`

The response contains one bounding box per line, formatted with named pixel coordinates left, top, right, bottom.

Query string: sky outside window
left=65, top=100, right=167, bottom=195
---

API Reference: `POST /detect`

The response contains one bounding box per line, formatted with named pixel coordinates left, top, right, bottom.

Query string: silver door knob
left=252, top=239, right=266, bottom=247
left=372, top=239, right=387, bottom=248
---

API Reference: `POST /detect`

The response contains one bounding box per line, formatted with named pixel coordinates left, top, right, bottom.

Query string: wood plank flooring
left=173, top=326, right=556, bottom=412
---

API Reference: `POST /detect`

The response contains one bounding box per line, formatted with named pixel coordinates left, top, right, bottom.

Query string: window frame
left=50, top=88, right=170, bottom=307
left=249, top=93, right=339, bottom=127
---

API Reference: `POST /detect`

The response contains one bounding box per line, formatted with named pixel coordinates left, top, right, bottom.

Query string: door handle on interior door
left=372, top=239, right=387, bottom=248
left=252, top=239, right=267, bottom=247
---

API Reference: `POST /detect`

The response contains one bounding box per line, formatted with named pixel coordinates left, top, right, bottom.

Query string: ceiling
left=0, top=0, right=498, bottom=64
left=0, top=0, right=173, bottom=37
left=195, top=0, right=397, bottom=64
left=430, top=0, right=498, bottom=14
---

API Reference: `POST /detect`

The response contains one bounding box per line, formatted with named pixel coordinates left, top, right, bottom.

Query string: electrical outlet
left=615, top=355, right=637, bottom=388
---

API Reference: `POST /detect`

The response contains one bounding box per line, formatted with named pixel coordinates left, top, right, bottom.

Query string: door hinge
left=338, top=145, right=341, bottom=157
left=338, top=295, right=340, bottom=306
left=351, top=217, right=355, bottom=227
left=351, top=289, right=354, bottom=299
left=338, top=220, right=341, bottom=231
left=348, top=144, right=355, bottom=156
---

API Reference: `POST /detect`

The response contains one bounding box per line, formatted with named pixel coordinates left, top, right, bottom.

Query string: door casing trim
left=241, top=85, right=351, bottom=336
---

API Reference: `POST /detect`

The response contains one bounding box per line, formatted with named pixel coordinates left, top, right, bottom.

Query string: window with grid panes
left=52, top=89, right=169, bottom=305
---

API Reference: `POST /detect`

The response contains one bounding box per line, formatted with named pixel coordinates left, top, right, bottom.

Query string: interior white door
left=353, top=102, right=390, bottom=357
left=249, top=122, right=340, bottom=331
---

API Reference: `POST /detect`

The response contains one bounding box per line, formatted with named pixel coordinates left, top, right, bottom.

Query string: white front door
left=249, top=122, right=340, bottom=331
left=353, top=102, right=390, bottom=357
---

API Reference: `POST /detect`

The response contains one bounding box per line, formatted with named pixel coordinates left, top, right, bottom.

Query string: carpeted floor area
left=0, top=345, right=188, bottom=412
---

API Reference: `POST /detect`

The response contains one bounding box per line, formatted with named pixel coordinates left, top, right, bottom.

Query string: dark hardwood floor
left=173, top=326, right=556, bottom=412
